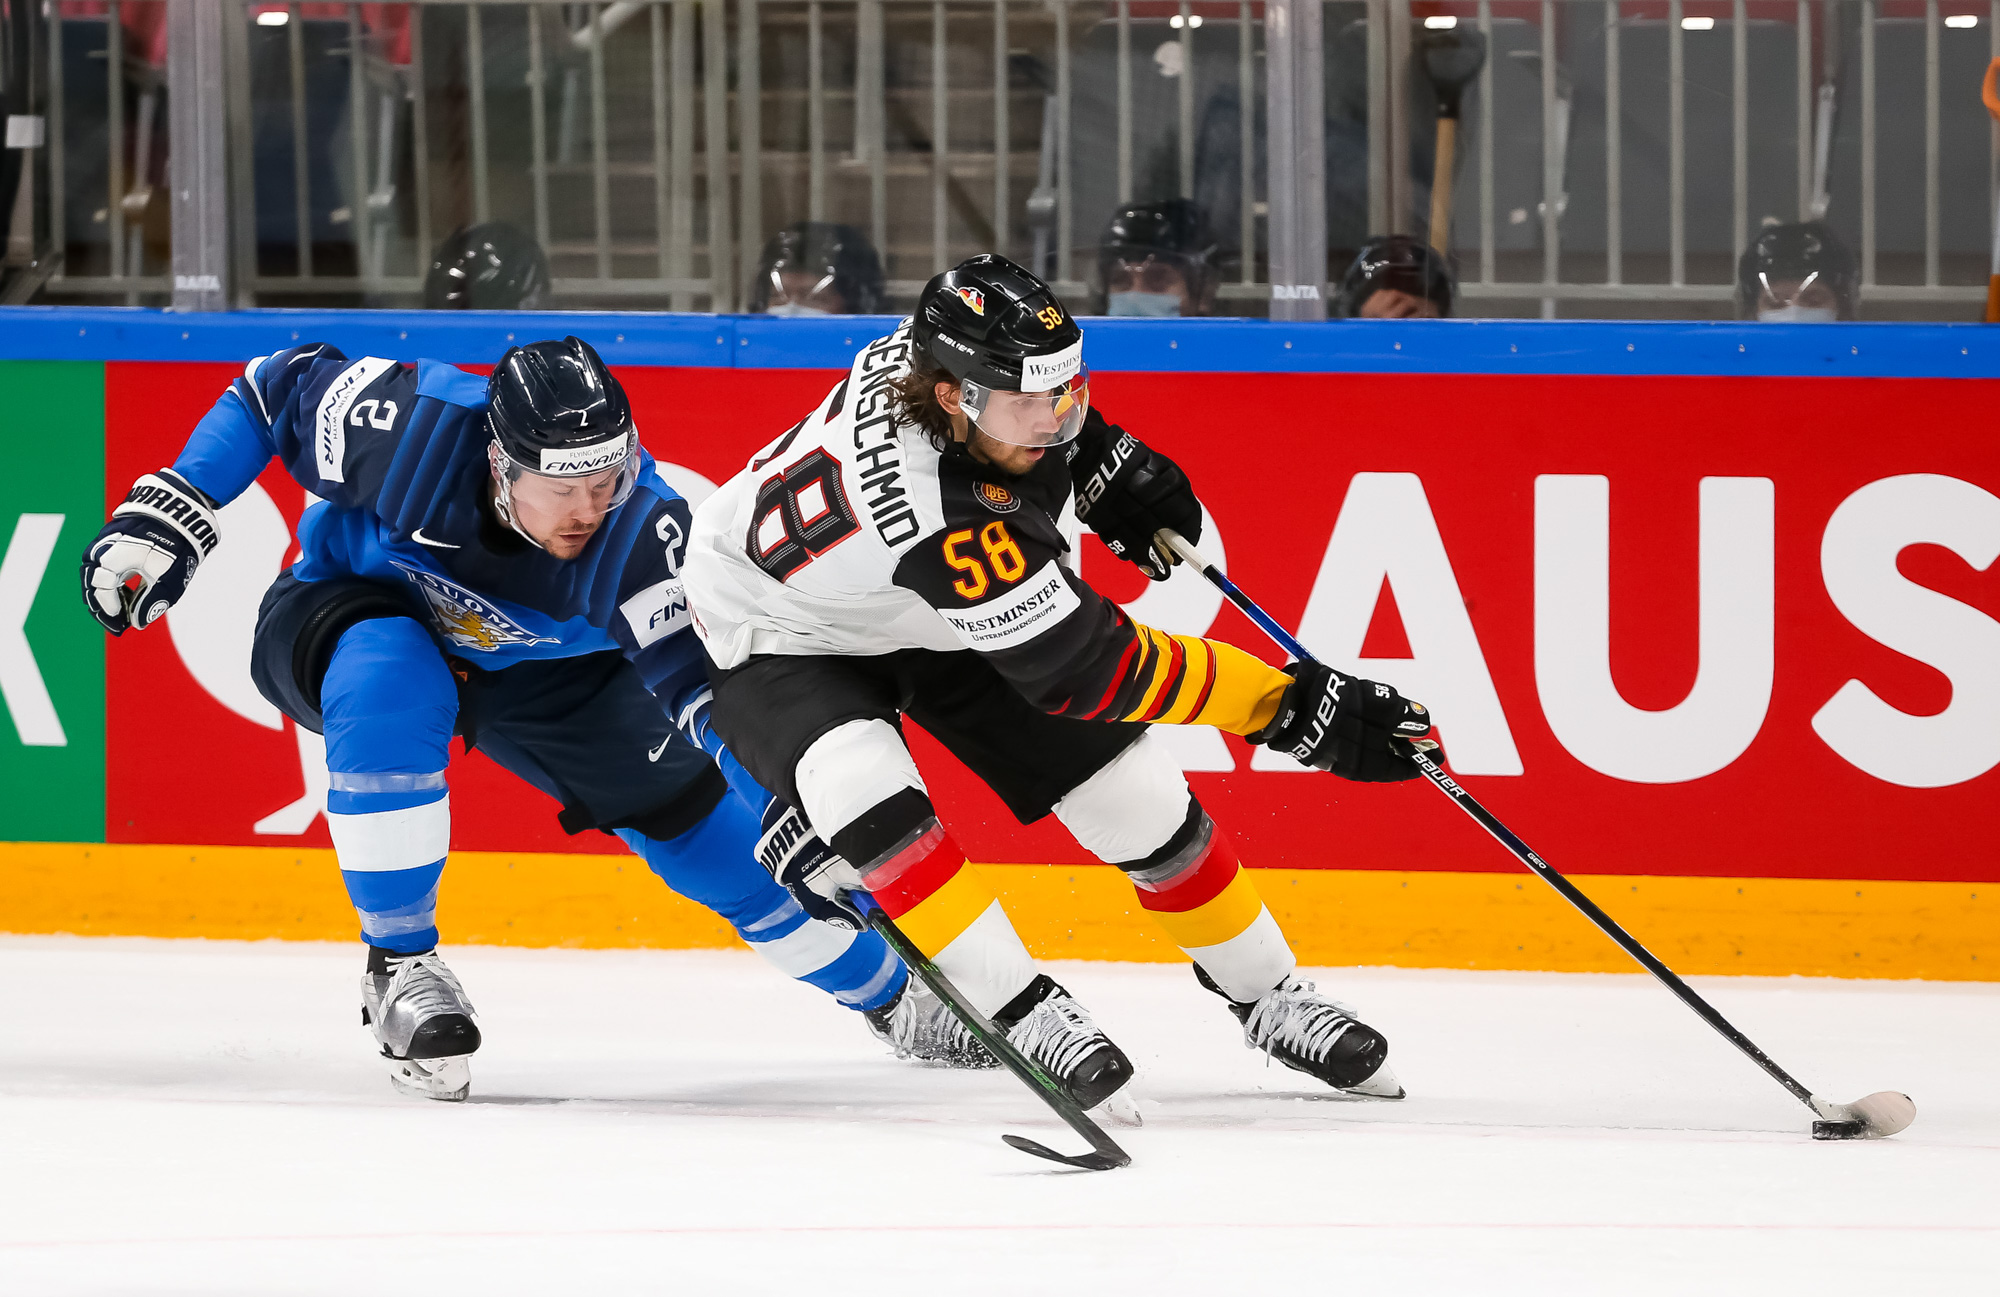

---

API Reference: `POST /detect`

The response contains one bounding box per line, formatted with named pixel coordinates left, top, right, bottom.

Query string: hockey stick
left=850, top=893, right=1131, bottom=1171
left=1155, top=528, right=1915, bottom=1142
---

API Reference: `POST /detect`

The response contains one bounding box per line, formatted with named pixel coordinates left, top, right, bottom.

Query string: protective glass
left=961, top=368, right=1090, bottom=448
left=490, top=435, right=641, bottom=519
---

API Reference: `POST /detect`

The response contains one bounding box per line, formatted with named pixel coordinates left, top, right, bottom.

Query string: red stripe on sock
left=1134, top=830, right=1241, bottom=914
left=1138, top=634, right=1189, bottom=722
left=1077, top=628, right=1142, bottom=720
left=865, top=826, right=968, bottom=920
left=1182, top=641, right=1219, bottom=723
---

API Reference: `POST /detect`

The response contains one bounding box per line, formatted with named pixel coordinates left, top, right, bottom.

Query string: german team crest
left=391, top=562, right=561, bottom=652
left=954, top=286, right=986, bottom=315
left=975, top=481, right=1019, bottom=513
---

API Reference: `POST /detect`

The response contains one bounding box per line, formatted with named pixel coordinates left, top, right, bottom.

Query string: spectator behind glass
left=423, top=223, right=549, bottom=310
left=1736, top=221, right=1859, bottom=322
left=749, top=222, right=886, bottom=316
left=1097, top=199, right=1220, bottom=317
left=1334, top=235, right=1456, bottom=319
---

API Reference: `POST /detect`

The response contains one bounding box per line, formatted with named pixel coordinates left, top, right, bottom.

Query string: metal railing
left=41, top=2, right=174, bottom=300
left=9, top=0, right=1995, bottom=316
left=1418, top=0, right=1996, bottom=315
left=215, top=0, right=1269, bottom=312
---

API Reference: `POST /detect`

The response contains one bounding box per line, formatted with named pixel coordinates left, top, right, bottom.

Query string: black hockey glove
left=1068, top=416, right=1202, bottom=581
left=79, top=469, right=221, bottom=636
left=756, top=800, right=866, bottom=930
left=1253, top=662, right=1436, bottom=783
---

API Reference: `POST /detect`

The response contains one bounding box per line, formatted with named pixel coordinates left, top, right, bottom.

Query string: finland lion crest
left=392, top=562, right=560, bottom=652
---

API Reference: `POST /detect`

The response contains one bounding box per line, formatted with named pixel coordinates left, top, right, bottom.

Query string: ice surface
left=1, top=936, right=1994, bottom=1295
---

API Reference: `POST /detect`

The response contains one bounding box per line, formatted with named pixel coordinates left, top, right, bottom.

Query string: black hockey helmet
left=1333, top=235, right=1457, bottom=318
left=1097, top=198, right=1220, bottom=316
left=1736, top=220, right=1858, bottom=321
left=749, top=220, right=887, bottom=316
left=485, top=337, right=641, bottom=540
left=424, top=222, right=550, bottom=311
left=913, top=254, right=1089, bottom=447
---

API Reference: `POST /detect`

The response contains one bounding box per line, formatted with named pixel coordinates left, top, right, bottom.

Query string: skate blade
left=1092, top=1088, right=1144, bottom=1127
left=1341, top=1060, right=1406, bottom=1099
left=386, top=1052, right=471, bottom=1102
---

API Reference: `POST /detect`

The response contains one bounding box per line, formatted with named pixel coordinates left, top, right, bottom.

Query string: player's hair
left=888, top=341, right=958, bottom=451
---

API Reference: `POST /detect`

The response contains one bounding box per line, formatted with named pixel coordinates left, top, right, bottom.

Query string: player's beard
left=962, top=426, right=1047, bottom=477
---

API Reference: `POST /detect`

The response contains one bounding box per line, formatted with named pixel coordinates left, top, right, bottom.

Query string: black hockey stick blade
left=855, top=896, right=1131, bottom=1171
left=1000, top=1133, right=1130, bottom=1171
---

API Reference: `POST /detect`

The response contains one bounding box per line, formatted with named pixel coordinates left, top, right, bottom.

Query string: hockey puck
left=1811, top=1119, right=1866, bottom=1140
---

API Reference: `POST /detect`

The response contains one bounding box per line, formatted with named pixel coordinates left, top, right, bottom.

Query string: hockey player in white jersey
left=683, top=255, right=1437, bottom=1113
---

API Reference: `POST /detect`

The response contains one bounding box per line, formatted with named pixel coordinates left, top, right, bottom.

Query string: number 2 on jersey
left=944, top=521, right=1027, bottom=599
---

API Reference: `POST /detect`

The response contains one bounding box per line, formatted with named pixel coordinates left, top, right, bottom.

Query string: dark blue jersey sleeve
left=606, top=482, right=708, bottom=718
left=170, top=343, right=438, bottom=510
left=611, top=486, right=777, bottom=816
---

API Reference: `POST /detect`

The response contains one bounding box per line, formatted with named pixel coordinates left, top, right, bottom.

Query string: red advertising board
left=103, top=361, right=2000, bottom=884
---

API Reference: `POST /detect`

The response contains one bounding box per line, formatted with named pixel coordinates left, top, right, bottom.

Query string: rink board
left=0, top=843, right=1987, bottom=980
left=1, top=311, right=1997, bottom=977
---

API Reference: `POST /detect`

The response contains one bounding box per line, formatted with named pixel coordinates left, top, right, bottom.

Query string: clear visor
left=1756, top=270, right=1838, bottom=314
left=960, top=368, right=1090, bottom=448
left=489, top=436, right=641, bottom=519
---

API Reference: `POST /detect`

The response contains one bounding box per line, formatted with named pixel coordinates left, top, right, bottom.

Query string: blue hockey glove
left=756, top=800, right=867, bottom=930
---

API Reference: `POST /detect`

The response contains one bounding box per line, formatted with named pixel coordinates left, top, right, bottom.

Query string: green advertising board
left=0, top=362, right=105, bottom=841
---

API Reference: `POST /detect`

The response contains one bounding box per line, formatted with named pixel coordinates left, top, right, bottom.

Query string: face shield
left=960, top=371, right=1090, bottom=448
left=1754, top=271, right=1840, bottom=323
left=956, top=339, right=1089, bottom=449
left=488, top=432, right=642, bottom=539
left=764, top=267, right=844, bottom=316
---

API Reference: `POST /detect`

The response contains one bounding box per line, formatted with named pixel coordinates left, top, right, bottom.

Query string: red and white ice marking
left=0, top=936, right=1991, bottom=1295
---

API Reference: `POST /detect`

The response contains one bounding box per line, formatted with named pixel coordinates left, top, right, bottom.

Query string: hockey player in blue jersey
left=79, top=335, right=981, bottom=1101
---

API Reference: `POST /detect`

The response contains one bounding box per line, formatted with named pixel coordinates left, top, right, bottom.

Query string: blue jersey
left=172, top=344, right=706, bottom=720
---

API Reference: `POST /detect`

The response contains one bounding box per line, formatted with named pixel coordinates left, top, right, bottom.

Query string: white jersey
left=686, top=323, right=1084, bottom=669
left=688, top=324, right=1261, bottom=734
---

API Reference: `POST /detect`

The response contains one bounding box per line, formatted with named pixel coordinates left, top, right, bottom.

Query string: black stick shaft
left=1157, top=530, right=1824, bottom=1118
left=858, top=897, right=1131, bottom=1168
left=1402, top=747, right=1818, bottom=1110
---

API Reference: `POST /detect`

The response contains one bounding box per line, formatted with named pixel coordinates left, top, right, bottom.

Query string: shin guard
left=833, top=790, right=1036, bottom=1019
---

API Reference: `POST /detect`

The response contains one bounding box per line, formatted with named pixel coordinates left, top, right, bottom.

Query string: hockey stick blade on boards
left=1153, top=528, right=1915, bottom=1141
left=852, top=894, right=1131, bottom=1170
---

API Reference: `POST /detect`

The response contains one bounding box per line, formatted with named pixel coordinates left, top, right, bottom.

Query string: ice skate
left=361, top=948, right=482, bottom=1102
left=996, top=974, right=1139, bottom=1122
left=863, top=978, right=998, bottom=1068
left=1200, top=967, right=1404, bottom=1098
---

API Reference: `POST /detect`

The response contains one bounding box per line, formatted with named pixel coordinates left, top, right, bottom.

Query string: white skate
left=864, top=978, right=998, bottom=1068
left=361, top=950, right=482, bottom=1102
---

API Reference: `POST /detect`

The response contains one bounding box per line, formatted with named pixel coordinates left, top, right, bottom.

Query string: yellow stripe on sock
left=1184, top=639, right=1292, bottom=735
left=1148, top=870, right=1266, bottom=951
left=894, top=863, right=1000, bottom=957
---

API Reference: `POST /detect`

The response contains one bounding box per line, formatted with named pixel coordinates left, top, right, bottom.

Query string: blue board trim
left=4, top=306, right=1998, bottom=378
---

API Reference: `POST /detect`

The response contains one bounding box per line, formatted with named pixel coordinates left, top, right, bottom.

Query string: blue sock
left=618, top=798, right=905, bottom=1012
left=320, top=618, right=458, bottom=954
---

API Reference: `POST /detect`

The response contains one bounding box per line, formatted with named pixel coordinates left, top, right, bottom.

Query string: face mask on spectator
left=1107, top=291, right=1181, bottom=317
left=765, top=302, right=831, bottom=318
left=1757, top=304, right=1838, bottom=323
